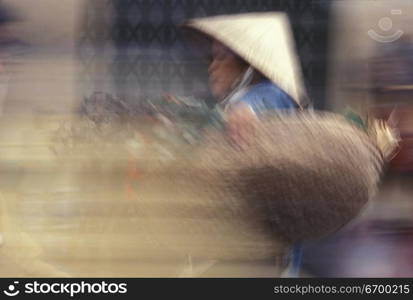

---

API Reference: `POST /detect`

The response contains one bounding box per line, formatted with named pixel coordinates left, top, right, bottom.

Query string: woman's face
left=208, top=40, right=247, bottom=100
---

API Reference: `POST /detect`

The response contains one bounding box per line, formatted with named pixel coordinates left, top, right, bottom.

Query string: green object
left=341, top=107, right=367, bottom=131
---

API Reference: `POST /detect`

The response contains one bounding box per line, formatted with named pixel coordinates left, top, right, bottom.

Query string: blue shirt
left=238, top=79, right=298, bottom=115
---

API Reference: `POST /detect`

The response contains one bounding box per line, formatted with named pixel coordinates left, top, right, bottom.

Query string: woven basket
left=124, top=111, right=384, bottom=262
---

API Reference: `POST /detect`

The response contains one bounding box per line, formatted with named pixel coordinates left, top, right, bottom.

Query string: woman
left=184, top=12, right=308, bottom=136
left=180, top=12, right=308, bottom=276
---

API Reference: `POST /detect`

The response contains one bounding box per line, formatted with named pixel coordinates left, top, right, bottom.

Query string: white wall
left=2, top=0, right=88, bottom=115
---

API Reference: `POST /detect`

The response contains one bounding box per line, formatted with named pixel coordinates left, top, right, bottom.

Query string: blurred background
left=0, top=0, right=412, bottom=277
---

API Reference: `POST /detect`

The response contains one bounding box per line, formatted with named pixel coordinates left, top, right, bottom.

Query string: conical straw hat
left=185, top=12, right=308, bottom=108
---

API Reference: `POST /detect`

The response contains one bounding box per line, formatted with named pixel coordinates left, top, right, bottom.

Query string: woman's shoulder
left=240, top=80, right=297, bottom=112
